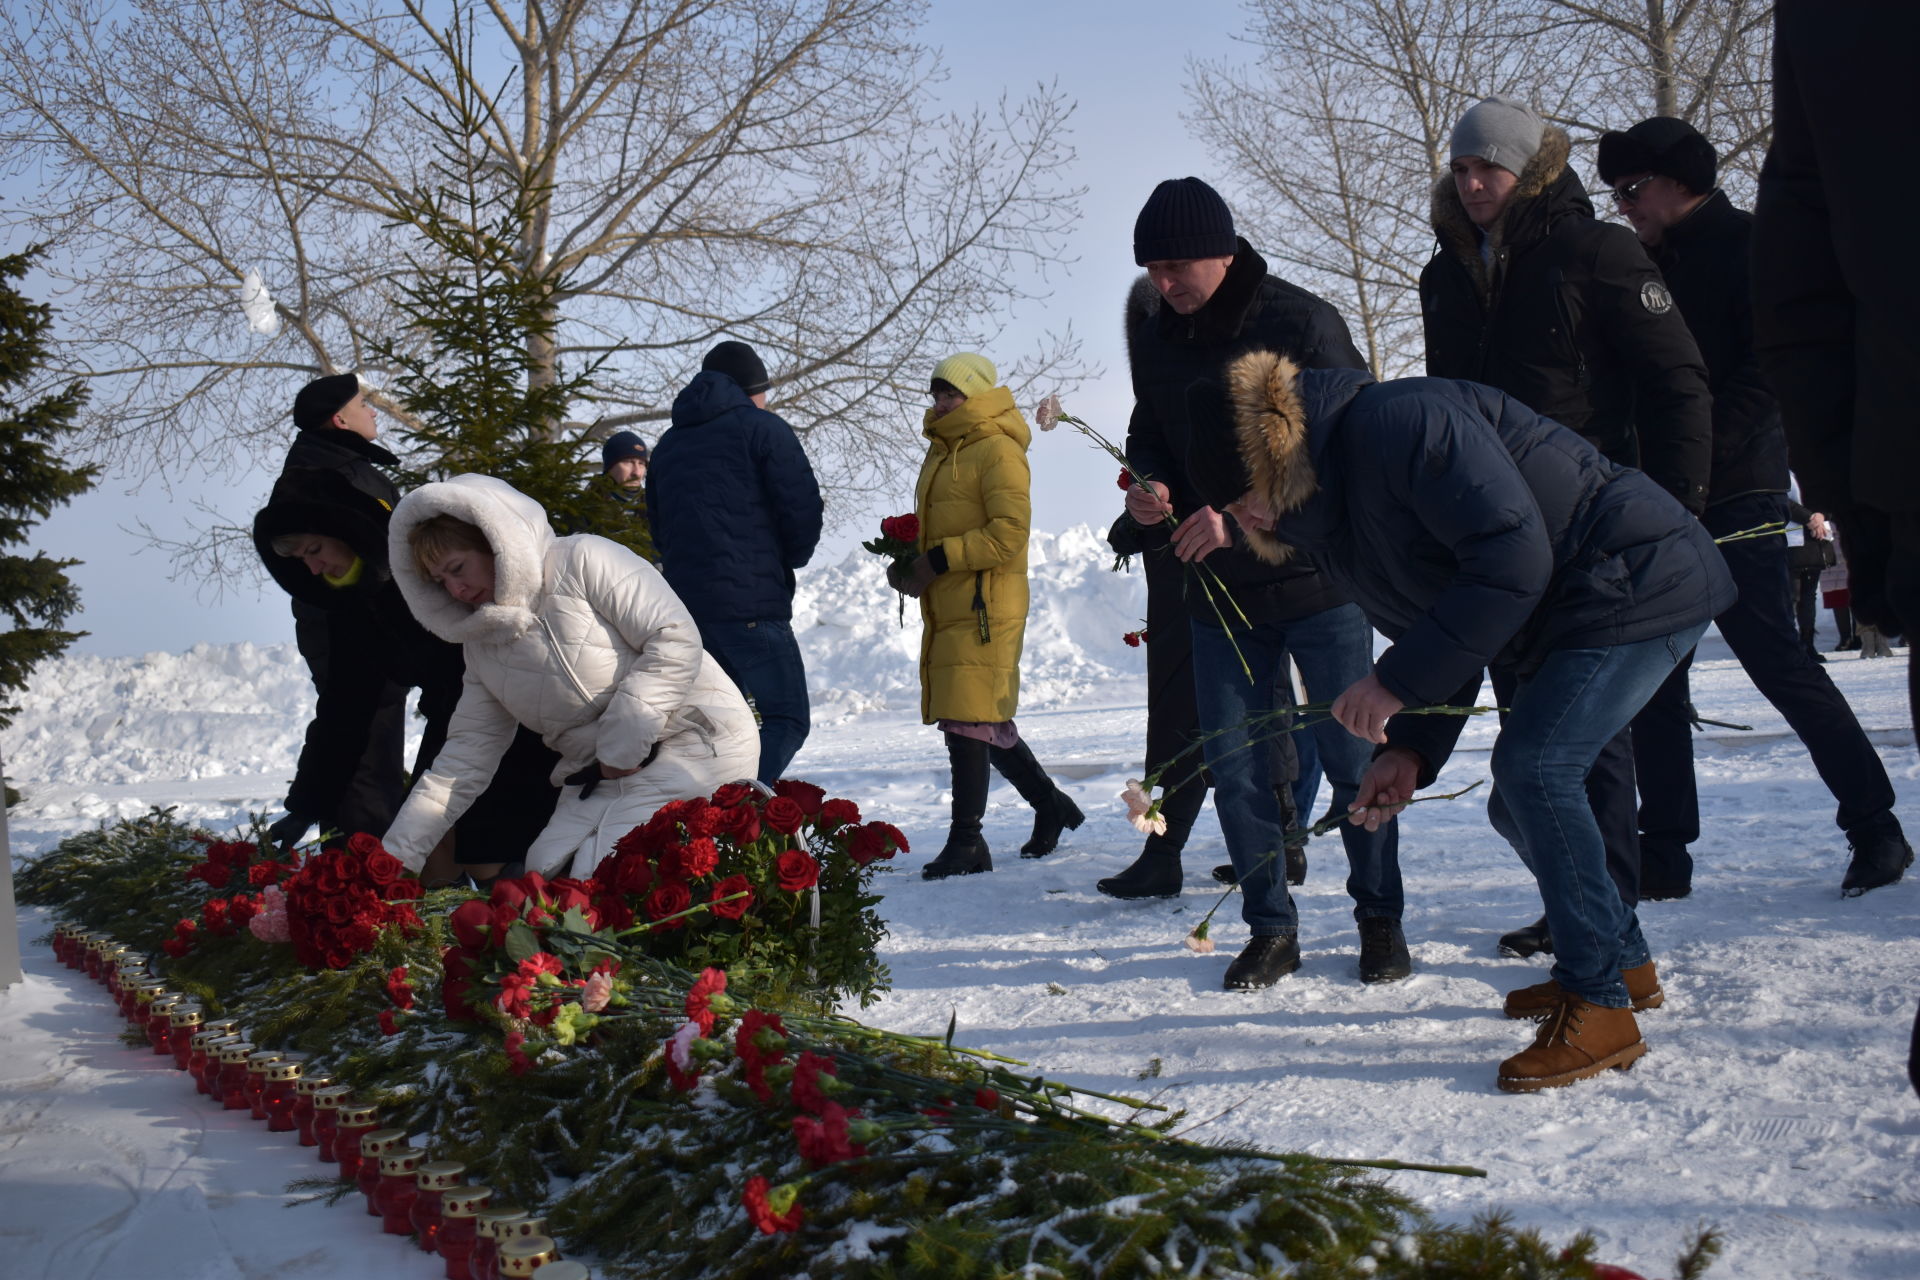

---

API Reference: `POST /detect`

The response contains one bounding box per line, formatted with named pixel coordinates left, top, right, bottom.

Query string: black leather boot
left=1843, top=814, right=1915, bottom=897
left=1498, top=915, right=1554, bottom=958
left=989, top=738, right=1084, bottom=858
left=1096, top=839, right=1183, bottom=899
left=1358, top=917, right=1412, bottom=983
left=924, top=734, right=992, bottom=880
left=1223, top=934, right=1301, bottom=990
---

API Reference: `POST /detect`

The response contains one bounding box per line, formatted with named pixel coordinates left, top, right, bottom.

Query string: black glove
left=564, top=764, right=604, bottom=800
left=267, top=812, right=314, bottom=849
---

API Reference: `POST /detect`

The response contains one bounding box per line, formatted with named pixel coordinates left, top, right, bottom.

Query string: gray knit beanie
left=1449, top=95, right=1547, bottom=175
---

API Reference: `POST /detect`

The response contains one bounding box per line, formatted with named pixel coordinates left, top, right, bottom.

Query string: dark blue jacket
left=1220, top=357, right=1736, bottom=779
left=647, top=371, right=824, bottom=624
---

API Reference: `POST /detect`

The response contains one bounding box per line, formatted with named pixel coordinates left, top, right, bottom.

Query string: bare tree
left=0, top=0, right=1084, bottom=529
left=1189, top=0, right=1770, bottom=377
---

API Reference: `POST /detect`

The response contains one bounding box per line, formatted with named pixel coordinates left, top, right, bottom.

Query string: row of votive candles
left=51, top=924, right=589, bottom=1280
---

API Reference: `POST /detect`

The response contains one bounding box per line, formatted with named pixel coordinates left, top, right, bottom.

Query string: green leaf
left=944, top=1007, right=957, bottom=1050
left=504, top=920, right=541, bottom=964
left=559, top=906, right=593, bottom=937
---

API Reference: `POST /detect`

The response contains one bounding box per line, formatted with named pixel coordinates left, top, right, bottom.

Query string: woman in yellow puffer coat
left=888, top=353, right=1083, bottom=879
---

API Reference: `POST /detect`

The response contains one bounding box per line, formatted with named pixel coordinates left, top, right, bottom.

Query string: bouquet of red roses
left=862, top=513, right=920, bottom=626
left=280, top=833, right=426, bottom=970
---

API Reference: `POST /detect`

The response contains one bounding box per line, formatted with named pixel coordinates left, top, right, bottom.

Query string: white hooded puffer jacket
left=381, top=475, right=757, bottom=870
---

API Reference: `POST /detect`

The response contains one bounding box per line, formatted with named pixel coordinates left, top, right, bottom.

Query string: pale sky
left=18, top=1, right=1248, bottom=656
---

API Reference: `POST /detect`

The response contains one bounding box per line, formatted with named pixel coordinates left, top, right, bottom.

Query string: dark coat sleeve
left=1366, top=398, right=1553, bottom=708
left=1383, top=673, right=1487, bottom=787
left=286, top=612, right=389, bottom=819
left=1592, top=227, right=1714, bottom=513
left=761, top=416, right=824, bottom=570
left=1302, top=301, right=1370, bottom=375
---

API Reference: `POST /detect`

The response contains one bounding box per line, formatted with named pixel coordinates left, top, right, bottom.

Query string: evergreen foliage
left=372, top=58, right=649, bottom=560
left=25, top=813, right=1721, bottom=1279
left=0, top=245, right=97, bottom=731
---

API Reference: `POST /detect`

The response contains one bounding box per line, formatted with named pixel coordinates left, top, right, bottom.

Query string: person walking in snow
left=890, top=352, right=1083, bottom=880
left=378, top=474, right=759, bottom=880
left=1422, top=96, right=1714, bottom=958
left=267, top=373, right=409, bottom=847
left=253, top=470, right=560, bottom=886
left=1212, top=353, right=1734, bottom=1091
left=1601, top=116, right=1912, bottom=900
left=648, top=342, right=823, bottom=785
left=1121, top=177, right=1409, bottom=989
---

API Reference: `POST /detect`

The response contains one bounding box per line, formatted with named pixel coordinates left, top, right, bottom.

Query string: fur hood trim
left=1226, top=349, right=1315, bottom=566
left=388, top=474, right=556, bottom=645
left=1430, top=124, right=1572, bottom=296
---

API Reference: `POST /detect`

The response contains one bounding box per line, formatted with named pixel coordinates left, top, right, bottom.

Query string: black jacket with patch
left=1651, top=189, right=1788, bottom=507
left=1124, top=239, right=1365, bottom=628
left=1420, top=128, right=1714, bottom=514
left=1224, top=353, right=1735, bottom=782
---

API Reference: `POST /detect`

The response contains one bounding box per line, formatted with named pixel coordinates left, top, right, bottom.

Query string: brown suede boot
left=1497, top=995, right=1646, bottom=1093
left=1502, top=960, right=1664, bottom=1020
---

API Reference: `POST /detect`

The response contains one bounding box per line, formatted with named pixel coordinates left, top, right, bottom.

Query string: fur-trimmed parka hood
left=1226, top=349, right=1374, bottom=564
left=389, top=474, right=557, bottom=646
left=1430, top=125, right=1587, bottom=300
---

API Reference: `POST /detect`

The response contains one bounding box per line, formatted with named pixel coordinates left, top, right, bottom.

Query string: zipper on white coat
left=537, top=617, right=596, bottom=705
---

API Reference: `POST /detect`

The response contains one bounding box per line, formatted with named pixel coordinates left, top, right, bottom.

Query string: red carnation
left=773, top=779, right=826, bottom=815
left=378, top=1008, right=401, bottom=1036
left=518, top=952, right=564, bottom=980
left=762, top=796, right=806, bottom=836
left=818, top=798, right=861, bottom=828
left=162, top=937, right=191, bottom=958
left=686, top=968, right=728, bottom=1035
left=743, top=1176, right=804, bottom=1235
left=441, top=947, right=483, bottom=1022
left=735, top=1009, right=789, bottom=1102
left=775, top=849, right=819, bottom=892
left=973, top=1086, right=1001, bottom=1111
left=503, top=1031, right=533, bottom=1077
left=645, top=880, right=692, bottom=929
left=794, top=1101, right=867, bottom=1166
left=496, top=972, right=536, bottom=1020
left=879, top=513, right=920, bottom=544
left=708, top=874, right=754, bottom=921
left=680, top=837, right=720, bottom=879
left=791, top=1051, right=840, bottom=1115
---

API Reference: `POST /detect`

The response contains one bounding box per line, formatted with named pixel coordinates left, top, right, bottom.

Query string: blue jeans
left=697, top=619, right=811, bottom=785
left=1487, top=623, right=1707, bottom=1007
left=1192, top=604, right=1402, bottom=936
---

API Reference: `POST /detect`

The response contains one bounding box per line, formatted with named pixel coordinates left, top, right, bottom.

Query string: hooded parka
left=1420, top=127, right=1714, bottom=514
left=381, top=475, right=758, bottom=877
left=913, top=385, right=1032, bottom=724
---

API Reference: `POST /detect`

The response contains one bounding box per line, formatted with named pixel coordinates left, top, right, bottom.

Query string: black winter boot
left=924, top=734, right=992, bottom=880
left=1223, top=934, right=1301, bottom=990
left=1357, top=917, right=1412, bottom=983
left=1498, top=915, right=1554, bottom=958
left=1096, top=841, right=1183, bottom=899
left=989, top=738, right=1084, bottom=858
left=1842, top=815, right=1915, bottom=897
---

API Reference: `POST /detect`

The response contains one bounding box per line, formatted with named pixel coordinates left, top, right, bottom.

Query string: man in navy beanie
left=1118, top=176, right=1413, bottom=991
left=649, top=340, right=823, bottom=784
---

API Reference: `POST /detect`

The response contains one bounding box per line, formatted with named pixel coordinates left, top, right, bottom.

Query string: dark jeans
left=1633, top=494, right=1897, bottom=878
left=698, top=618, right=810, bottom=785
left=1491, top=665, right=1640, bottom=908
left=1192, top=604, right=1401, bottom=936
left=1488, top=625, right=1705, bottom=1007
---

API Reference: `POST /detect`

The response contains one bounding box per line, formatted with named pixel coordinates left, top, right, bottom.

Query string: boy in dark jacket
left=1210, top=352, right=1734, bottom=1091
left=1422, top=96, right=1715, bottom=958
left=648, top=342, right=824, bottom=784
left=1600, top=116, right=1911, bottom=899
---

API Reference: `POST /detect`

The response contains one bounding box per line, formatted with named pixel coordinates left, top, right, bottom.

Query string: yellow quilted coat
left=913, top=385, right=1033, bottom=724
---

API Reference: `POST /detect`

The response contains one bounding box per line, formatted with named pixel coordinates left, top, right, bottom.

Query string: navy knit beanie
left=701, top=340, right=771, bottom=396
left=1133, top=178, right=1237, bottom=266
left=1597, top=116, right=1717, bottom=195
left=601, top=431, right=649, bottom=474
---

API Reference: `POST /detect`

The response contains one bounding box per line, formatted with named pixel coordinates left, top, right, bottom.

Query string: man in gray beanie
left=1418, top=94, right=1715, bottom=1080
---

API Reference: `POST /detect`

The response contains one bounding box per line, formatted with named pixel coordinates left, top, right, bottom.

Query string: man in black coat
left=1421, top=96, right=1715, bottom=959
left=1601, top=117, right=1911, bottom=899
left=270, top=374, right=409, bottom=847
left=1213, top=352, right=1734, bottom=1090
left=1122, top=177, right=1408, bottom=989
left=648, top=341, right=824, bottom=785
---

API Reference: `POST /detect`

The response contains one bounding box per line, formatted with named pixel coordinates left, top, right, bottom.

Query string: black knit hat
left=1133, top=178, right=1236, bottom=266
left=600, top=431, right=648, bottom=473
left=701, top=340, right=771, bottom=396
left=1597, top=117, right=1717, bottom=194
left=292, top=373, right=361, bottom=433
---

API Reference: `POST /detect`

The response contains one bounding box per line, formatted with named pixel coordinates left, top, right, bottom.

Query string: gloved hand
left=887, top=554, right=941, bottom=598
left=1858, top=624, right=1894, bottom=659
left=267, top=811, right=314, bottom=849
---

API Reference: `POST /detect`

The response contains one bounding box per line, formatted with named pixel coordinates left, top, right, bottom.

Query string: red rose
left=775, top=849, right=820, bottom=892
left=680, top=837, right=719, bottom=879
left=711, top=782, right=755, bottom=808
left=1117, top=467, right=1135, bottom=490
left=708, top=874, right=753, bottom=920
left=322, top=946, right=354, bottom=970
left=386, top=879, right=423, bottom=901
left=713, top=803, right=761, bottom=845
left=162, top=937, right=191, bottom=958
left=603, top=853, right=655, bottom=897
left=656, top=843, right=691, bottom=881
left=773, top=779, right=826, bottom=815
left=548, top=881, right=593, bottom=914
left=518, top=871, right=550, bottom=903
left=362, top=851, right=404, bottom=888
left=322, top=896, right=352, bottom=925
left=345, top=831, right=385, bottom=858
left=173, top=918, right=197, bottom=939
left=491, top=901, right=521, bottom=934
left=973, top=1086, right=1001, bottom=1111
left=819, top=798, right=860, bottom=827
left=592, top=892, right=635, bottom=932
left=645, top=880, right=692, bottom=928
left=879, top=513, right=920, bottom=544
left=848, top=821, right=906, bottom=865
left=762, top=796, right=805, bottom=836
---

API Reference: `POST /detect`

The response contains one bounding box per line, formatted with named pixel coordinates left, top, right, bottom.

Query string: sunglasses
left=1611, top=175, right=1658, bottom=207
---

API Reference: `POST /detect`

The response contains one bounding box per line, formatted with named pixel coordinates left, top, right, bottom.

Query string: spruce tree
left=0, top=245, right=98, bottom=745
left=374, top=65, right=647, bottom=559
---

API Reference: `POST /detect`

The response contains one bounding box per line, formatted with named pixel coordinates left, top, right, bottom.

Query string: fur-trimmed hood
left=1430, top=125, right=1582, bottom=299
left=389, top=474, right=557, bottom=646
left=1226, top=349, right=1373, bottom=564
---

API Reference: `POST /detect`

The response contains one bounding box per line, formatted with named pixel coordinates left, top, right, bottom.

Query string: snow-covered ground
left=5, top=531, right=1919, bottom=1278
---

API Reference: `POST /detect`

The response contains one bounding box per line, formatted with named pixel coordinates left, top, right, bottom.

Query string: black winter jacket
left=1125, top=240, right=1364, bottom=628
left=1224, top=353, right=1735, bottom=781
left=1420, top=128, right=1713, bottom=514
left=648, top=372, right=824, bottom=625
left=1649, top=190, right=1787, bottom=507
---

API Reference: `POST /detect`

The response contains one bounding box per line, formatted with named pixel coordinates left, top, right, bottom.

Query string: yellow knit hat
left=930, top=352, right=997, bottom=400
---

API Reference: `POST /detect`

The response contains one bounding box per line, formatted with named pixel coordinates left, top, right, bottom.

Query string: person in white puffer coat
left=381, top=474, right=759, bottom=879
